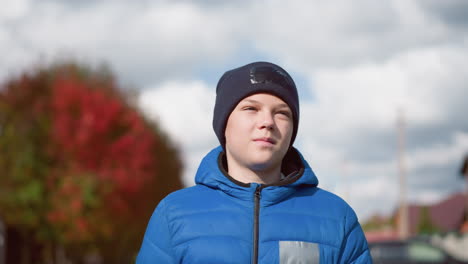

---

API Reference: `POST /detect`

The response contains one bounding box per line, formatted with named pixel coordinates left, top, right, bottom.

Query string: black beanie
left=213, top=61, right=299, bottom=148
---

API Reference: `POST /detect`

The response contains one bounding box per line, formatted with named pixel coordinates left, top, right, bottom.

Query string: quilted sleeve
left=136, top=199, right=175, bottom=264
left=339, top=206, right=373, bottom=264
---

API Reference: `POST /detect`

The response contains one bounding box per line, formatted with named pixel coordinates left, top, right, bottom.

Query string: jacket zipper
left=252, top=185, right=262, bottom=264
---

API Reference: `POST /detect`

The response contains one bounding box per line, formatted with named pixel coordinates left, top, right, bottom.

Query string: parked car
left=369, top=238, right=467, bottom=264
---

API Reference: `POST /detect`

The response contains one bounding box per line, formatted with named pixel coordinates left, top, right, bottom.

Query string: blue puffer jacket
left=137, top=146, right=372, bottom=263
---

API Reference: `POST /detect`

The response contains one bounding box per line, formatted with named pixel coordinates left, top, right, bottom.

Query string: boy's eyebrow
left=241, top=99, right=260, bottom=104
left=240, top=99, right=290, bottom=109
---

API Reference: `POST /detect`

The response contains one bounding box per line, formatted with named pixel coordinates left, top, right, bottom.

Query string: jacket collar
left=195, top=146, right=319, bottom=205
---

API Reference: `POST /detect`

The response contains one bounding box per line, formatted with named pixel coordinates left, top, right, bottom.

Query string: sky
left=1, top=0, right=467, bottom=221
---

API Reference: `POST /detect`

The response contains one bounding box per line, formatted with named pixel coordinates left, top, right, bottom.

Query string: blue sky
left=1, top=0, right=467, bottom=221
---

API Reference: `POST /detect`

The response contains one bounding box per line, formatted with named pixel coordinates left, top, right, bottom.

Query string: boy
left=137, top=61, right=372, bottom=263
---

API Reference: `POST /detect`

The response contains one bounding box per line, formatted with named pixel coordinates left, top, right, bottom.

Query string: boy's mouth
left=253, top=137, right=276, bottom=145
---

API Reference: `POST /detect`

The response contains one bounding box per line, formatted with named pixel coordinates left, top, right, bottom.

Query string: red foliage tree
left=0, top=63, right=183, bottom=263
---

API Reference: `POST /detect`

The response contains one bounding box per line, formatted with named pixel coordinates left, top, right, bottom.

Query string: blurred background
left=0, top=0, right=467, bottom=263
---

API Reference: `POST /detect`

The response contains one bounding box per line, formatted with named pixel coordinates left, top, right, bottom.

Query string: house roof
left=408, top=192, right=466, bottom=235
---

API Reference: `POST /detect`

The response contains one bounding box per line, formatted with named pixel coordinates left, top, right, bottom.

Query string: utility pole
left=397, top=108, right=409, bottom=240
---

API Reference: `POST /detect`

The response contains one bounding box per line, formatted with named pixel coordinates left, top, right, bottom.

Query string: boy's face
left=225, top=93, right=293, bottom=172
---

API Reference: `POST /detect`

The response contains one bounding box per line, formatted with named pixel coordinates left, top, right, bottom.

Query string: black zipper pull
left=255, top=187, right=261, bottom=200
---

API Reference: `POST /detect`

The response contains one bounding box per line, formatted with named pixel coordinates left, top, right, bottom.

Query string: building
left=405, top=193, right=466, bottom=235
left=364, top=192, right=467, bottom=242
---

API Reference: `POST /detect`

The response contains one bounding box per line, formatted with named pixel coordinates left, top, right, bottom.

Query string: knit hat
left=213, top=61, right=299, bottom=148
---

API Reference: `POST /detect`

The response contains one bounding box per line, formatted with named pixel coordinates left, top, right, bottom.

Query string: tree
left=0, top=62, right=183, bottom=263
left=417, top=206, right=440, bottom=235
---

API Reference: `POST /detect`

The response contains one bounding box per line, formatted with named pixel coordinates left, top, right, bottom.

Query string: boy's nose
left=259, top=113, right=274, bottom=130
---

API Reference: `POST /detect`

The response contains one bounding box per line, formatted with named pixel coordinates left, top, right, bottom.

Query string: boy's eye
left=278, top=111, right=291, bottom=118
left=243, top=106, right=257, bottom=111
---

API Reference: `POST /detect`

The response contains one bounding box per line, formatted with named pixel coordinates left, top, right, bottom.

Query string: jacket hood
left=194, top=146, right=319, bottom=205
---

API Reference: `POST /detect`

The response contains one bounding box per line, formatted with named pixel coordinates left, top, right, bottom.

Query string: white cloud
left=408, top=131, right=468, bottom=171
left=0, top=1, right=242, bottom=86
left=0, top=0, right=31, bottom=21
left=138, top=80, right=217, bottom=186
left=249, top=0, right=462, bottom=70
left=304, top=45, right=468, bottom=135
left=349, top=175, right=399, bottom=220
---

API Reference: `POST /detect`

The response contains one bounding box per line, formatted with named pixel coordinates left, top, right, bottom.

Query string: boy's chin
left=248, top=159, right=280, bottom=172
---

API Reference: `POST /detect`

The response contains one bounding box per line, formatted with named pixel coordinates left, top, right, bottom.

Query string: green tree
left=417, top=206, right=440, bottom=235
